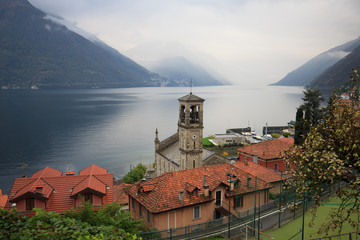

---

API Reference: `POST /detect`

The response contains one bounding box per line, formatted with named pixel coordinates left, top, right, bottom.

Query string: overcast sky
left=29, top=0, right=360, bottom=86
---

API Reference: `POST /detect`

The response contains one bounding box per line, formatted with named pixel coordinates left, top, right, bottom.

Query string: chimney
left=179, top=190, right=184, bottom=202
left=65, top=171, right=75, bottom=176
left=203, top=185, right=209, bottom=197
left=247, top=177, right=252, bottom=188
left=253, top=155, right=258, bottom=164
left=229, top=180, right=234, bottom=191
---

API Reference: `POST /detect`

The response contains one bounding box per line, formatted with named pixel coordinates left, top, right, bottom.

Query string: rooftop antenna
left=190, top=78, right=192, bottom=94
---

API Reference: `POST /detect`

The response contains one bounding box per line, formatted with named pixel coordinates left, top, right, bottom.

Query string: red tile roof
left=238, top=138, right=294, bottom=160
left=79, top=164, right=108, bottom=175
left=0, top=189, right=8, bottom=209
left=71, top=175, right=107, bottom=197
left=113, top=182, right=131, bottom=205
left=6, top=165, right=113, bottom=214
left=126, top=163, right=270, bottom=214
left=31, top=166, right=62, bottom=178
left=11, top=177, right=54, bottom=202
left=233, top=160, right=287, bottom=183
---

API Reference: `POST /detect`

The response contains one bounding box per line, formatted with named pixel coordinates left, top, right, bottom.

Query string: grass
left=265, top=197, right=358, bottom=240
left=203, top=137, right=214, bottom=147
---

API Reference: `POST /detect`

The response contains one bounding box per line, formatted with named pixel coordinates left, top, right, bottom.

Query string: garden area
left=264, top=197, right=358, bottom=240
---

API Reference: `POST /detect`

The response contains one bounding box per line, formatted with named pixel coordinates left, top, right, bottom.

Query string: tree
left=294, top=88, right=325, bottom=145
left=122, top=163, right=147, bottom=184
left=64, top=202, right=145, bottom=234
left=285, top=68, right=360, bottom=234
left=0, top=207, right=138, bottom=239
left=294, top=107, right=305, bottom=145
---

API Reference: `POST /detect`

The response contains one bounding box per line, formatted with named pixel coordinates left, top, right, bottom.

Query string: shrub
left=271, top=133, right=281, bottom=138
left=282, top=131, right=291, bottom=138
left=122, top=163, right=147, bottom=184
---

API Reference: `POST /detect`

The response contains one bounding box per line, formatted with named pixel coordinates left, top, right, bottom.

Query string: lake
left=0, top=85, right=304, bottom=193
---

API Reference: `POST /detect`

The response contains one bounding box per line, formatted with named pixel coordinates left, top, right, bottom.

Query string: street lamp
left=226, top=172, right=237, bottom=239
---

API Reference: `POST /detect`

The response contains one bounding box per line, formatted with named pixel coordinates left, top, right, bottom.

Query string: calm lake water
left=0, top=85, right=304, bottom=193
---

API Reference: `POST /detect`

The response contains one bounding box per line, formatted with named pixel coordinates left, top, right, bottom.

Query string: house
left=233, top=160, right=287, bottom=194
left=0, top=189, right=8, bottom=209
left=212, top=133, right=246, bottom=146
left=5, top=164, right=113, bottom=215
left=126, top=163, right=270, bottom=231
left=113, top=181, right=132, bottom=210
left=237, top=138, right=294, bottom=172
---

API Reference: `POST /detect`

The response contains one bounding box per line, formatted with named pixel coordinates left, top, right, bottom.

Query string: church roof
left=178, top=92, right=204, bottom=102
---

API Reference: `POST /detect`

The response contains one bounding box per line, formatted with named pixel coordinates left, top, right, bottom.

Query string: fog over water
left=0, top=85, right=303, bottom=193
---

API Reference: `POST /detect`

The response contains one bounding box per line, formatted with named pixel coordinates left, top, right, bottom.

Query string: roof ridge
left=10, top=178, right=36, bottom=199
left=37, top=177, right=54, bottom=189
left=71, top=175, right=89, bottom=191
left=91, top=174, right=108, bottom=188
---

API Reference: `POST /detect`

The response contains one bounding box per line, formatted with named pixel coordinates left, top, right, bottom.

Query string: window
left=25, top=198, right=35, bottom=211
left=234, top=195, right=243, bottom=208
left=147, top=209, right=151, bottom=224
left=83, top=193, right=93, bottom=204
left=131, top=197, right=135, bottom=209
left=193, top=205, right=201, bottom=219
left=214, top=210, right=221, bottom=219
left=139, top=204, right=143, bottom=217
left=193, top=160, right=195, bottom=168
left=274, top=163, right=278, bottom=171
left=215, top=190, right=221, bottom=206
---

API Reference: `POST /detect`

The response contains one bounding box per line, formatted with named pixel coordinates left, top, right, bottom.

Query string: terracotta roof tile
left=31, top=167, right=62, bottom=178
left=10, top=178, right=54, bottom=202
left=71, top=175, right=107, bottom=197
left=113, top=183, right=131, bottom=205
left=126, top=163, right=269, bottom=214
left=0, top=189, right=8, bottom=209
left=237, top=138, right=294, bottom=160
left=233, top=161, right=287, bottom=183
left=5, top=165, right=113, bottom=214
left=79, top=164, right=108, bottom=175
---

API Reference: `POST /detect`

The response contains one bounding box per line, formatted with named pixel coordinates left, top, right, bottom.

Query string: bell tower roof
left=178, top=92, right=204, bottom=102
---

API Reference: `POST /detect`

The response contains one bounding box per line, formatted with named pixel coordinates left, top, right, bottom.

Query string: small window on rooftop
left=83, top=193, right=93, bottom=204
left=25, top=198, right=35, bottom=211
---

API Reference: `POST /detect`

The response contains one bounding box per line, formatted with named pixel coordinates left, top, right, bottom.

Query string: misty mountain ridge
left=271, top=36, right=360, bottom=87
left=1, top=0, right=216, bottom=89
left=150, top=56, right=226, bottom=87
left=125, top=41, right=228, bottom=85
left=309, top=44, right=360, bottom=91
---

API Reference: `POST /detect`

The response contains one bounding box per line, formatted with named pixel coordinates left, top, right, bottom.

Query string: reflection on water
left=0, top=85, right=303, bottom=193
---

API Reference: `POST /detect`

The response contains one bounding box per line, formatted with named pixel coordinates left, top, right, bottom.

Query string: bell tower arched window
left=190, top=105, right=199, bottom=123
left=180, top=105, right=185, bottom=123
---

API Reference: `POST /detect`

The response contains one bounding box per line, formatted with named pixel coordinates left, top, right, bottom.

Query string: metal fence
left=139, top=194, right=302, bottom=240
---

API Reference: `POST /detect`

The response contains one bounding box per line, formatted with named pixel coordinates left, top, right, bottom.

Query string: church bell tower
left=178, top=92, right=205, bottom=170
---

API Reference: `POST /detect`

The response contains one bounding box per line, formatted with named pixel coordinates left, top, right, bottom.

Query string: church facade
left=155, top=92, right=228, bottom=177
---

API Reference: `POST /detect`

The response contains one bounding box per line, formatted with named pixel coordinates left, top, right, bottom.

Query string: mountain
left=125, top=41, right=229, bottom=85
left=150, top=57, right=225, bottom=87
left=271, top=37, right=360, bottom=87
left=0, top=0, right=169, bottom=89
left=309, top=44, right=360, bottom=91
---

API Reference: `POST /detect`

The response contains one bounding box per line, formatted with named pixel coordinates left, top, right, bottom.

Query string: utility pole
left=278, top=171, right=282, bottom=228
left=258, top=188, right=260, bottom=240
left=253, top=177, right=257, bottom=236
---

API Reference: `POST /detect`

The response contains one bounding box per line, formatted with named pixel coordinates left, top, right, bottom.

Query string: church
left=154, top=92, right=228, bottom=176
